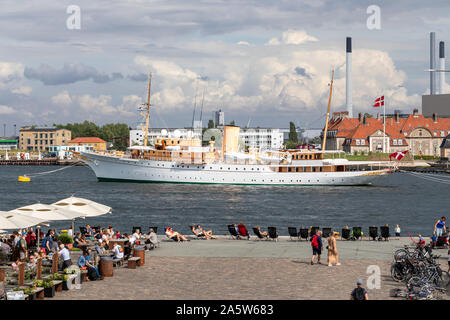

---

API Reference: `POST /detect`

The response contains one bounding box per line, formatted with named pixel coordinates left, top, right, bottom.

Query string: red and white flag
left=373, top=96, right=384, bottom=107
left=389, top=150, right=408, bottom=161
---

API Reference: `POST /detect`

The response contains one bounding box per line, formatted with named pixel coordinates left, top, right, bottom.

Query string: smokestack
left=346, top=37, right=353, bottom=118
left=430, top=32, right=436, bottom=95
left=440, top=41, right=445, bottom=94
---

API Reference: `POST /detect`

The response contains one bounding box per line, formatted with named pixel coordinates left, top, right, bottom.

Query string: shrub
left=69, top=247, right=81, bottom=251
left=58, top=233, right=73, bottom=244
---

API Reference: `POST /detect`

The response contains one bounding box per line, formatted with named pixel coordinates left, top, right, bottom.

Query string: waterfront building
left=131, top=127, right=284, bottom=151
left=323, top=109, right=450, bottom=156
left=19, top=126, right=71, bottom=151
left=0, top=137, right=18, bottom=150
left=48, top=145, right=93, bottom=159
left=440, top=135, right=450, bottom=159
left=68, top=137, right=107, bottom=151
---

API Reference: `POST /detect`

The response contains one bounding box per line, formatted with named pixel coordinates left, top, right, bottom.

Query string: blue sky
left=0, top=0, right=449, bottom=135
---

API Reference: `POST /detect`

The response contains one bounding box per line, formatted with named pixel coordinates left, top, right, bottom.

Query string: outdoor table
left=99, top=257, right=113, bottom=277
left=133, top=247, right=145, bottom=266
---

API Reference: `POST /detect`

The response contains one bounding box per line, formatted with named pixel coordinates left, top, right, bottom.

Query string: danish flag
left=389, top=150, right=408, bottom=161
left=373, top=96, right=384, bottom=107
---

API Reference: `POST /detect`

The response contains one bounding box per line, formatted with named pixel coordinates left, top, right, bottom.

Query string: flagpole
left=383, top=97, right=386, bottom=153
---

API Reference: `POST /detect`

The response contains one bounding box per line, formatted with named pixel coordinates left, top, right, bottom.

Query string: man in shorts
left=311, top=230, right=322, bottom=265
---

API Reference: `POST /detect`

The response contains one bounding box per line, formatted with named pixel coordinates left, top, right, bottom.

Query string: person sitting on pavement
left=165, top=227, right=188, bottom=242
left=350, top=280, right=368, bottom=300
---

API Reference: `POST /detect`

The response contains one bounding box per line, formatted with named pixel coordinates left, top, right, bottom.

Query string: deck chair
left=252, top=227, right=268, bottom=240
left=322, top=227, right=332, bottom=238
left=299, top=228, right=309, bottom=241
left=148, top=226, right=158, bottom=234
left=309, top=226, right=319, bottom=239
left=341, top=228, right=351, bottom=240
left=268, top=227, right=278, bottom=241
left=369, top=226, right=378, bottom=240
left=380, top=226, right=390, bottom=241
left=352, top=227, right=362, bottom=240
left=228, top=225, right=239, bottom=240
left=238, top=224, right=250, bottom=240
left=288, top=227, right=299, bottom=240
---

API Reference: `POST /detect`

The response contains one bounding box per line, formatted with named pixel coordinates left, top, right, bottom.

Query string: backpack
left=311, top=235, right=318, bottom=248
left=353, top=287, right=366, bottom=300
left=87, top=267, right=99, bottom=281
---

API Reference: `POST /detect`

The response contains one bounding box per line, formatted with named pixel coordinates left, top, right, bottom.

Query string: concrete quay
left=53, top=236, right=449, bottom=300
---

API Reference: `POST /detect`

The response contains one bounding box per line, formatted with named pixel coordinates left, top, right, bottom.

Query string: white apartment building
left=240, top=128, right=284, bottom=150
left=130, top=128, right=202, bottom=146
left=131, top=127, right=284, bottom=150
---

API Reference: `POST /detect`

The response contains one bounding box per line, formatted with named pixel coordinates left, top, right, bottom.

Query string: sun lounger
left=288, top=227, right=299, bottom=240
left=268, top=227, right=278, bottom=241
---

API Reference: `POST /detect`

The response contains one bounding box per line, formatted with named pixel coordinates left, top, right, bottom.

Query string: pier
left=0, top=159, right=84, bottom=166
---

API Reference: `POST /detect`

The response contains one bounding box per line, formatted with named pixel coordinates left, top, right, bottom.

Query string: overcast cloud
left=0, top=0, right=449, bottom=134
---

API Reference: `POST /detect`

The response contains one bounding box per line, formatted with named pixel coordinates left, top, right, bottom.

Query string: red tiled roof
left=329, top=113, right=450, bottom=147
left=69, top=137, right=106, bottom=143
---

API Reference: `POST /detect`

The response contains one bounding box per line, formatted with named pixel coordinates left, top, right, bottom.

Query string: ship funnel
left=222, top=125, right=240, bottom=159
left=430, top=32, right=436, bottom=95
left=440, top=41, right=445, bottom=94
left=346, top=37, right=353, bottom=118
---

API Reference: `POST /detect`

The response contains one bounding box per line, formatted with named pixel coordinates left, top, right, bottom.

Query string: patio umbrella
left=10, top=203, right=86, bottom=246
left=0, top=211, right=47, bottom=230
left=51, top=197, right=112, bottom=217
left=51, top=197, right=112, bottom=234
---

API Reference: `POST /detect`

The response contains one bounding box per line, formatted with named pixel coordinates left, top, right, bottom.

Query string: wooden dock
left=0, top=159, right=84, bottom=166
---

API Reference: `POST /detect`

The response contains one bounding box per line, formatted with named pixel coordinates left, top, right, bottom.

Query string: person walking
left=327, top=232, right=341, bottom=267
left=434, top=217, right=446, bottom=237
left=311, top=230, right=322, bottom=265
left=350, top=280, right=368, bottom=300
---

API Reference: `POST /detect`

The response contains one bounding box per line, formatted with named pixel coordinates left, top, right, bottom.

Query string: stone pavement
left=53, top=237, right=449, bottom=300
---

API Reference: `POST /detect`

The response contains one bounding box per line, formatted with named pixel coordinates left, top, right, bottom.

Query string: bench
left=113, top=258, right=124, bottom=268
left=127, top=257, right=141, bottom=269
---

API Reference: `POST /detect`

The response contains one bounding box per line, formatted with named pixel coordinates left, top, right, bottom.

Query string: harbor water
left=0, top=165, right=448, bottom=236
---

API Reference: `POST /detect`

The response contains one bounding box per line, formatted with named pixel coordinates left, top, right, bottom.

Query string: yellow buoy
left=18, top=176, right=31, bottom=182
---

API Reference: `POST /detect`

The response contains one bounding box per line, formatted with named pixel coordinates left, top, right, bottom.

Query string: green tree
left=208, top=119, right=214, bottom=129
left=229, top=120, right=236, bottom=126
left=364, top=113, right=373, bottom=118
left=308, top=136, right=322, bottom=145
left=288, top=122, right=298, bottom=143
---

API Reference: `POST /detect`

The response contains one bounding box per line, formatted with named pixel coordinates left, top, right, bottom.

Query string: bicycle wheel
left=394, top=249, right=409, bottom=262
left=391, top=264, right=405, bottom=282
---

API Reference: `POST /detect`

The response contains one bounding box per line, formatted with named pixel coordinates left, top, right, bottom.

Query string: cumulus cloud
left=11, top=86, right=32, bottom=95
left=0, top=105, right=15, bottom=114
left=266, top=30, right=318, bottom=46
left=51, top=91, right=73, bottom=106
left=0, top=62, right=24, bottom=82
left=24, top=63, right=123, bottom=85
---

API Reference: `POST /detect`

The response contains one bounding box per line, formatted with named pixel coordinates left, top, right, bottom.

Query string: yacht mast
left=143, top=73, right=152, bottom=147
left=321, top=69, right=334, bottom=152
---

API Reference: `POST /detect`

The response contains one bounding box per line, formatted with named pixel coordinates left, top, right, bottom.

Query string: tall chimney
left=346, top=37, right=353, bottom=118
left=440, top=41, right=445, bottom=94
left=430, top=32, right=436, bottom=95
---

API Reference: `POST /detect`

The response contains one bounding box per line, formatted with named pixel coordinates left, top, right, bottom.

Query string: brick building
left=323, top=109, right=450, bottom=156
left=19, top=127, right=71, bottom=151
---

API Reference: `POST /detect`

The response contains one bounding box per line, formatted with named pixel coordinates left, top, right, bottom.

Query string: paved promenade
left=54, top=237, right=449, bottom=300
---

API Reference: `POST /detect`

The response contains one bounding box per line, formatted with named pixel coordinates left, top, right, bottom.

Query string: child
left=431, top=232, right=437, bottom=249
left=395, top=224, right=401, bottom=240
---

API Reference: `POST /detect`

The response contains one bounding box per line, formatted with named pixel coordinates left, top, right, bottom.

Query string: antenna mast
left=143, top=73, right=152, bottom=147
left=321, top=69, right=334, bottom=153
